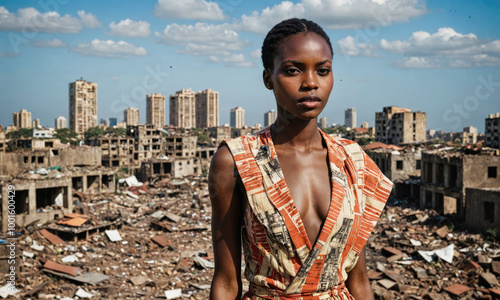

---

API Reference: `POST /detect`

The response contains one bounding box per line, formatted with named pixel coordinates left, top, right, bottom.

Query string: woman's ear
left=263, top=69, right=273, bottom=90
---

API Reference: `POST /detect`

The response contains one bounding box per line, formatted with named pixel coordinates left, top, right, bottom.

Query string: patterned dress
left=223, top=127, right=392, bottom=300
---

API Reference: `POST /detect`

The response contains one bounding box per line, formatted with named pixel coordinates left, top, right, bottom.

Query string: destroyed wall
left=0, top=130, right=5, bottom=152
left=0, top=147, right=102, bottom=178
left=0, top=178, right=72, bottom=232
left=140, top=158, right=201, bottom=180
left=420, top=152, right=464, bottom=216
left=127, top=125, right=162, bottom=166
left=71, top=171, right=115, bottom=194
left=164, top=135, right=197, bottom=158
left=208, top=126, right=230, bottom=146
left=420, top=151, right=500, bottom=218
left=465, top=187, right=500, bottom=238
left=87, top=137, right=133, bottom=168
left=367, top=148, right=421, bottom=199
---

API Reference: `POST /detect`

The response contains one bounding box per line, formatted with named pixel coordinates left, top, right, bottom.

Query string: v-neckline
left=265, top=128, right=339, bottom=252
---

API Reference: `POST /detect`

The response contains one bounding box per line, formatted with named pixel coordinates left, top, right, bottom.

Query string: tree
left=84, top=127, right=105, bottom=140
left=6, top=128, right=33, bottom=140
left=54, top=128, right=79, bottom=144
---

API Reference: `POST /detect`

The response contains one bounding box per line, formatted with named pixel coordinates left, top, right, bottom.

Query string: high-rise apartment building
left=485, top=112, right=500, bottom=148
left=69, top=79, right=98, bottom=134
left=195, top=89, right=219, bottom=128
left=124, top=107, right=140, bottom=126
left=170, top=89, right=196, bottom=128
left=375, top=106, right=426, bottom=145
left=55, top=116, right=67, bottom=129
left=230, top=106, right=245, bottom=128
left=12, top=109, right=32, bottom=128
left=345, top=107, right=356, bottom=128
left=320, top=116, right=327, bottom=129
left=146, top=93, right=166, bottom=128
left=32, top=118, right=41, bottom=128
left=109, top=118, right=117, bottom=127
left=264, top=109, right=277, bottom=127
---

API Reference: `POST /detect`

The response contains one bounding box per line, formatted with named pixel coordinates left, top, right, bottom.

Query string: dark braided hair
left=262, top=18, right=333, bottom=71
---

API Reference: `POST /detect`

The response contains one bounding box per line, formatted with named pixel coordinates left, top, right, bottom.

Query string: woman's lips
left=298, top=96, right=321, bottom=109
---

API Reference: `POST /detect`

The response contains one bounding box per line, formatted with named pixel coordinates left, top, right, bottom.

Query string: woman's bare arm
left=209, top=146, right=243, bottom=300
left=345, top=247, right=375, bottom=300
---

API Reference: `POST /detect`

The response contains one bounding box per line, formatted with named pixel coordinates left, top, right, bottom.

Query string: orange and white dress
left=223, top=127, right=392, bottom=300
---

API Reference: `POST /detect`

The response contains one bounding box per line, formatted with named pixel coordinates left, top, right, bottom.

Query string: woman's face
left=265, top=32, right=333, bottom=121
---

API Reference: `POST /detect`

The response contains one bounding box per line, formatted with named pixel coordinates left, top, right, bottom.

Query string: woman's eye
left=285, top=68, right=300, bottom=75
left=318, top=68, right=331, bottom=75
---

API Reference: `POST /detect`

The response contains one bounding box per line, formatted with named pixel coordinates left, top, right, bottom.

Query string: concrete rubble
left=0, top=176, right=499, bottom=299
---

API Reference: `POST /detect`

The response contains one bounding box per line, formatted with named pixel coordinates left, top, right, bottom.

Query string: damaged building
left=139, top=134, right=201, bottom=180
left=0, top=143, right=114, bottom=230
left=420, top=149, right=500, bottom=218
left=86, top=136, right=134, bottom=169
left=364, top=143, right=421, bottom=199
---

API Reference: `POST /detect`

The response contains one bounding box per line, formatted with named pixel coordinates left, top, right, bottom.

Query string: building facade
left=69, top=79, right=98, bottom=134
left=375, top=106, right=426, bottom=145
left=486, top=112, right=500, bottom=148
left=12, top=109, right=32, bottom=129
left=320, top=117, right=327, bottom=129
left=420, top=150, right=500, bottom=218
left=264, top=109, right=277, bottom=127
left=55, top=116, right=67, bottom=129
left=345, top=107, right=356, bottom=128
left=124, top=107, right=140, bottom=126
left=195, top=89, right=219, bottom=128
left=170, top=89, right=196, bottom=128
left=146, top=93, right=166, bottom=129
left=230, top=106, right=245, bottom=128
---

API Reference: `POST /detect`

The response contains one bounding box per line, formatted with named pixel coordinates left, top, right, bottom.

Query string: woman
left=209, top=18, right=392, bottom=300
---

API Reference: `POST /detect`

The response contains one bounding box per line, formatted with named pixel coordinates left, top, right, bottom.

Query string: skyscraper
left=170, top=89, right=196, bottom=128
left=345, top=107, right=356, bottom=128
left=55, top=116, right=67, bottom=129
left=124, top=107, right=140, bottom=126
left=485, top=112, right=500, bottom=148
left=375, top=106, right=426, bottom=145
left=12, top=109, right=32, bottom=128
left=109, top=118, right=117, bottom=127
left=230, top=106, right=245, bottom=128
left=32, top=118, right=41, bottom=128
left=195, top=89, right=219, bottom=128
left=146, top=93, right=166, bottom=128
left=264, top=109, right=277, bottom=127
left=320, top=116, right=327, bottom=129
left=69, top=78, right=98, bottom=134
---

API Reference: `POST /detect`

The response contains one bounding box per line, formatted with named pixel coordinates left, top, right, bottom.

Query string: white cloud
left=0, top=6, right=101, bottom=33
left=209, top=53, right=255, bottom=68
left=109, top=19, right=150, bottom=37
left=249, top=49, right=261, bottom=58
left=156, top=23, right=247, bottom=55
left=338, top=36, right=377, bottom=57
left=381, top=27, right=500, bottom=68
left=77, top=10, right=101, bottom=28
left=31, top=38, right=67, bottom=47
left=156, top=22, right=252, bottom=67
left=71, top=39, right=147, bottom=58
left=0, top=6, right=81, bottom=33
left=234, top=0, right=427, bottom=33
left=393, top=57, right=438, bottom=69
left=154, top=0, right=225, bottom=21
left=0, top=51, right=17, bottom=57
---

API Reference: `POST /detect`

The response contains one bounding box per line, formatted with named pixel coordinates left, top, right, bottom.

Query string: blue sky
left=1, top=0, right=499, bottom=132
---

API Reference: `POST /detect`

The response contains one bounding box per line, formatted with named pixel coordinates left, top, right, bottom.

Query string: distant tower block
left=69, top=79, right=98, bottom=134
left=124, top=107, right=140, bottom=126
left=230, top=106, right=245, bottom=128
left=146, top=93, right=166, bottom=128
left=195, top=89, right=219, bottom=128
left=264, top=109, right=277, bottom=127
left=345, top=107, right=356, bottom=128
left=170, top=89, right=196, bottom=128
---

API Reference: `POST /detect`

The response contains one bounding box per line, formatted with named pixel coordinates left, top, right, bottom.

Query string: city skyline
left=1, top=1, right=499, bottom=132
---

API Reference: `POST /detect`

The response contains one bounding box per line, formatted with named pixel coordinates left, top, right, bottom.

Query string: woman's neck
left=271, top=109, right=322, bottom=151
